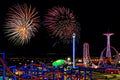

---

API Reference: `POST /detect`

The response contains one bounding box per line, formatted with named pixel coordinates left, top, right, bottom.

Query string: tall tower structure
left=73, top=33, right=76, bottom=68
left=103, top=33, right=114, bottom=58
left=98, top=33, right=119, bottom=68
left=83, top=43, right=90, bottom=66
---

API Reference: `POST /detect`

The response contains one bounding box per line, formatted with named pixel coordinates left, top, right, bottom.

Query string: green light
left=52, top=59, right=65, bottom=67
left=0, top=76, right=3, bottom=79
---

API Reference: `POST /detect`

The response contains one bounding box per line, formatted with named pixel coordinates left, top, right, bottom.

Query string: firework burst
left=44, top=6, right=80, bottom=44
left=5, top=3, right=40, bottom=45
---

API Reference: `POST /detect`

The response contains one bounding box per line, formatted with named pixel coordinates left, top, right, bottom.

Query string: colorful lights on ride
left=52, top=59, right=65, bottom=67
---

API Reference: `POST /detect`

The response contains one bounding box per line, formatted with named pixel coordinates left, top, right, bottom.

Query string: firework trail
left=5, top=3, right=40, bottom=45
left=44, top=6, right=80, bottom=44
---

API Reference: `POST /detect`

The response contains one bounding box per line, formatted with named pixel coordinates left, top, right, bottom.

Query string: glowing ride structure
left=52, top=59, right=65, bottom=67
left=104, top=33, right=114, bottom=58
left=0, top=32, right=93, bottom=80
left=83, top=33, right=119, bottom=68
left=0, top=53, right=94, bottom=80
left=98, top=33, right=119, bottom=68
left=72, top=33, right=76, bottom=68
left=83, top=43, right=98, bottom=68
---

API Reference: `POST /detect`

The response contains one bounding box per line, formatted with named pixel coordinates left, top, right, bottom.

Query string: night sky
left=0, top=0, right=120, bottom=57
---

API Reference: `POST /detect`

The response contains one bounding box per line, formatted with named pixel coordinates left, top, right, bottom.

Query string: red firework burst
left=44, top=6, right=80, bottom=44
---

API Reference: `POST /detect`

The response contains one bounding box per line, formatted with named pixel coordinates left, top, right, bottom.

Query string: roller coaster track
left=83, top=43, right=98, bottom=68
left=0, top=57, right=83, bottom=80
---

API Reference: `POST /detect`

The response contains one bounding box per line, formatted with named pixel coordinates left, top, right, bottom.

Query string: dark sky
left=0, top=0, right=120, bottom=57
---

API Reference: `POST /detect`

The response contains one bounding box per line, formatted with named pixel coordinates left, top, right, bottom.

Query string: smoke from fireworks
left=44, top=6, right=80, bottom=44
left=5, top=3, right=40, bottom=45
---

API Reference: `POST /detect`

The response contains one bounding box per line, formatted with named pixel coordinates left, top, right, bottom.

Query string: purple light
left=103, top=33, right=114, bottom=57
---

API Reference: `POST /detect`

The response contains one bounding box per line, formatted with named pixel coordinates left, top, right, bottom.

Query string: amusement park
left=1, top=0, right=120, bottom=80
left=1, top=32, right=120, bottom=80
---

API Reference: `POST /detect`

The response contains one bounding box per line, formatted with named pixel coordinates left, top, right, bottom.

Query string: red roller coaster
left=0, top=57, right=84, bottom=80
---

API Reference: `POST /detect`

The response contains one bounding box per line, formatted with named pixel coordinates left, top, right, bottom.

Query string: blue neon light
left=73, top=33, right=75, bottom=68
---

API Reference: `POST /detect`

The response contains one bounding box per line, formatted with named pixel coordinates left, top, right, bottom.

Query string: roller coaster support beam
left=9, top=66, right=16, bottom=80
left=0, top=53, right=5, bottom=80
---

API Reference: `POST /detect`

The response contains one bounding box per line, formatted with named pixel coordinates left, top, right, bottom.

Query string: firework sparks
left=5, top=3, right=40, bottom=45
left=44, top=6, right=80, bottom=44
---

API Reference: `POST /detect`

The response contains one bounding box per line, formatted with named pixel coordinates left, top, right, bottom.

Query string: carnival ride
left=98, top=33, right=119, bottom=68
left=83, top=43, right=98, bottom=68
left=0, top=53, right=94, bottom=80
left=0, top=33, right=119, bottom=80
left=83, top=33, right=119, bottom=68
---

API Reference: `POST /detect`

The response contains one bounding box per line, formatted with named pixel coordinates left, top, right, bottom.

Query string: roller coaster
left=0, top=33, right=119, bottom=80
left=83, top=33, right=119, bottom=68
left=0, top=53, right=93, bottom=80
